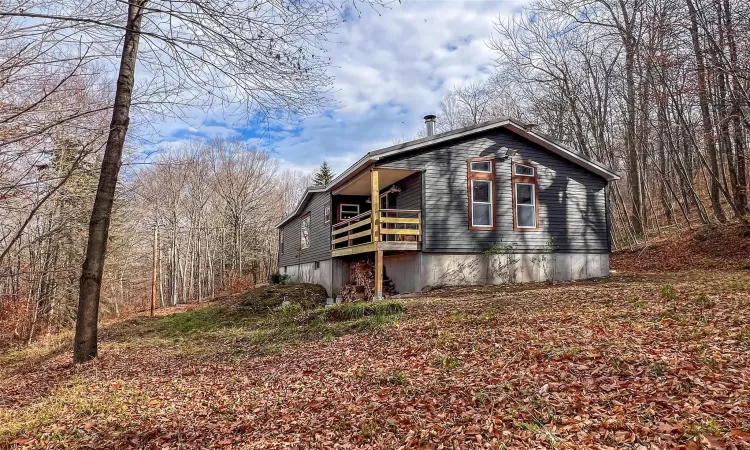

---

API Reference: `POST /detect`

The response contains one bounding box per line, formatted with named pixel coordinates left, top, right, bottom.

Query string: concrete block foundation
left=281, top=252, right=610, bottom=297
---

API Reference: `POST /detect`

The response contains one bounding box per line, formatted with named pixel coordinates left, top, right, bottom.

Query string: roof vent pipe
left=424, top=114, right=436, bottom=137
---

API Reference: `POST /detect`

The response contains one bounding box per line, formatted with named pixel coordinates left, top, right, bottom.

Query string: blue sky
left=150, top=1, right=526, bottom=175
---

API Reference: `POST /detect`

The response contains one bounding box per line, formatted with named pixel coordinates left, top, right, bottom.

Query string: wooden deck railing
left=331, top=211, right=373, bottom=249
left=379, top=209, right=421, bottom=242
left=331, top=209, right=421, bottom=250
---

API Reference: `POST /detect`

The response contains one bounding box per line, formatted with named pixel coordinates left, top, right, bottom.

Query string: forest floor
left=1, top=235, right=750, bottom=448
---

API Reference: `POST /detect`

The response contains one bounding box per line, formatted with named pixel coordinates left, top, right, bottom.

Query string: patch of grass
left=648, top=361, right=670, bottom=377
left=700, top=356, right=720, bottom=370
left=360, top=418, right=386, bottom=440
left=379, top=370, right=409, bottom=386
left=447, top=312, right=469, bottom=322
left=683, top=418, right=724, bottom=439
left=627, top=296, right=648, bottom=310
left=103, top=299, right=403, bottom=359
left=660, top=284, right=677, bottom=301
left=655, top=307, right=681, bottom=322
left=738, top=327, right=750, bottom=344
left=300, top=301, right=404, bottom=324
left=0, top=331, right=73, bottom=374
left=0, top=379, right=143, bottom=443
left=540, top=344, right=580, bottom=360
left=238, top=283, right=328, bottom=312
left=518, top=422, right=541, bottom=432
left=693, top=294, right=716, bottom=309
left=433, top=354, right=462, bottom=370
left=678, top=328, right=710, bottom=342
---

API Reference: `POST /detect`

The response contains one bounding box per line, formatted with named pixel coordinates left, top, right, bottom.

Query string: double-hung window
left=300, top=214, right=311, bottom=249
left=324, top=205, right=331, bottom=224
left=468, top=158, right=495, bottom=229
left=512, top=162, right=539, bottom=230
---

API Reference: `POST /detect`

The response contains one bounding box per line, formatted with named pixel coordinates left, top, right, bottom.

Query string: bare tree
left=1, top=0, right=388, bottom=362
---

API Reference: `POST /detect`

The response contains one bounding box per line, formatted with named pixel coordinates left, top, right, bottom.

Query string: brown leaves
left=1, top=271, right=750, bottom=449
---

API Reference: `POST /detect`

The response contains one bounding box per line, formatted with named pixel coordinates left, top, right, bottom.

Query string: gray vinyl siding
left=376, top=129, right=609, bottom=254
left=279, top=192, right=331, bottom=266
left=395, top=172, right=422, bottom=211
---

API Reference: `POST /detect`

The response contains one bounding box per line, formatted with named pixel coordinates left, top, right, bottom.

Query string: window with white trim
left=300, top=214, right=311, bottom=249
left=279, top=230, right=284, bottom=255
left=467, top=158, right=495, bottom=229
left=471, top=180, right=493, bottom=227
left=339, top=203, right=360, bottom=220
left=515, top=183, right=536, bottom=228
left=512, top=161, right=539, bottom=230
left=324, top=205, right=331, bottom=224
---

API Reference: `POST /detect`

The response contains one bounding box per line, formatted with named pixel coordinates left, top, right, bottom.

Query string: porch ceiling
left=333, top=168, right=417, bottom=196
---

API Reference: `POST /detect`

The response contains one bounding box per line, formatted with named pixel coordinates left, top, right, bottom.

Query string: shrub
left=270, top=271, right=289, bottom=285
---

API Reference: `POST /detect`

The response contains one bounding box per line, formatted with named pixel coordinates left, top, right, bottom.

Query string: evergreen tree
left=312, top=161, right=335, bottom=186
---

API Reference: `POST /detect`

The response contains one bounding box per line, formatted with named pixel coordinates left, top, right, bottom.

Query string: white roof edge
left=276, top=118, right=619, bottom=228
left=275, top=186, right=327, bottom=228
left=506, top=124, right=620, bottom=182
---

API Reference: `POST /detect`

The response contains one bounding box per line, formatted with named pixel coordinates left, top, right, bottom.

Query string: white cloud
left=145, top=0, right=528, bottom=176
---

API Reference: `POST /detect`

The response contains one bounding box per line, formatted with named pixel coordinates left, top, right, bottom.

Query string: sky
left=150, top=1, right=527, bottom=175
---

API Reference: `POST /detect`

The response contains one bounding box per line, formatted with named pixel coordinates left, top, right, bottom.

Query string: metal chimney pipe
left=424, top=114, right=436, bottom=137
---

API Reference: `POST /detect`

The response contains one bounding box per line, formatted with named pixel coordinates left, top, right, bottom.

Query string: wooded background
left=1, top=0, right=749, bottom=346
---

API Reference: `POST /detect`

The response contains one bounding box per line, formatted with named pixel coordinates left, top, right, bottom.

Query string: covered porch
left=330, top=167, right=422, bottom=298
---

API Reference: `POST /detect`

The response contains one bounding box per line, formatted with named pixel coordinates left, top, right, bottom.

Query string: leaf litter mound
left=612, top=223, right=750, bottom=272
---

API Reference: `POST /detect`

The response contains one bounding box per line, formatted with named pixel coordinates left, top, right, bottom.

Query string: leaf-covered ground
left=1, top=271, right=749, bottom=449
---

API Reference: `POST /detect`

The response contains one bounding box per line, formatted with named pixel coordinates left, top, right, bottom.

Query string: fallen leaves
left=0, top=271, right=749, bottom=449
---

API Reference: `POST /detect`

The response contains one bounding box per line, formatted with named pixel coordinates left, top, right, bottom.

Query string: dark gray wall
left=395, top=172, right=422, bottom=211
left=279, top=191, right=332, bottom=267
left=376, top=129, right=609, bottom=254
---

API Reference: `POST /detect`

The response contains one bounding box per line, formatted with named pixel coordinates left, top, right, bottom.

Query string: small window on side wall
left=514, top=163, right=535, bottom=176
left=470, top=161, right=492, bottom=173
left=279, top=231, right=284, bottom=255
left=512, top=162, right=539, bottom=231
left=324, top=205, right=331, bottom=224
left=467, top=158, right=495, bottom=230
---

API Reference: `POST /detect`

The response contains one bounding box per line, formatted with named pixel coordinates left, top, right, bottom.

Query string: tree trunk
left=723, top=0, right=748, bottom=217
left=686, top=0, right=726, bottom=222
left=617, top=1, right=644, bottom=235
left=73, top=1, right=146, bottom=363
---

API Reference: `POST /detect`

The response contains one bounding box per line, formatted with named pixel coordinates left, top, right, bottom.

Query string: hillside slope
left=612, top=223, right=750, bottom=272
left=1, top=273, right=749, bottom=449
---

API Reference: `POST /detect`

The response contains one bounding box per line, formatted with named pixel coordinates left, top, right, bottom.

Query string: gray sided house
left=276, top=117, right=619, bottom=298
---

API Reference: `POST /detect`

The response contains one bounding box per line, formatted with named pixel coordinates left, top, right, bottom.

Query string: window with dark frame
left=512, top=161, right=540, bottom=230
left=314, top=261, right=320, bottom=270
left=467, top=158, right=496, bottom=229
left=300, top=214, right=311, bottom=249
